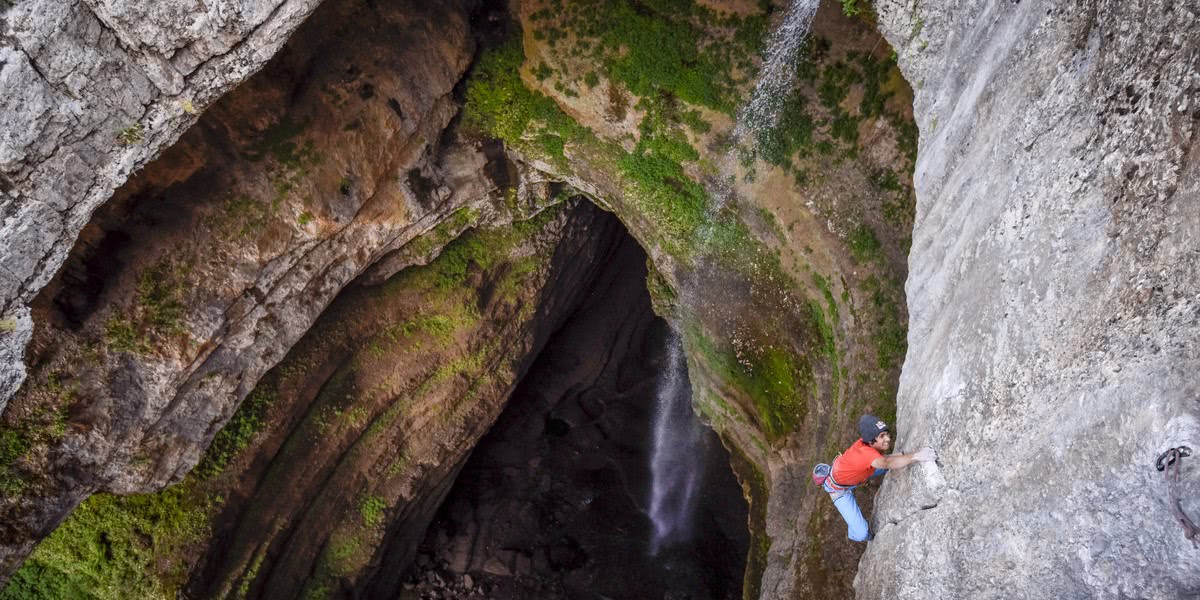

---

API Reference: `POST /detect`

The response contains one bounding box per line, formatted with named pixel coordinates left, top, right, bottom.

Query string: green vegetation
left=863, top=275, right=906, bottom=371
left=462, top=36, right=590, bottom=168
left=0, top=428, right=32, bottom=497
left=1, top=485, right=211, bottom=600
left=848, top=223, right=882, bottom=263
left=528, top=0, right=771, bottom=114
left=810, top=273, right=842, bottom=401
left=297, top=211, right=314, bottom=226
left=359, top=495, right=387, bottom=527
left=196, top=386, right=276, bottom=478
left=757, top=95, right=815, bottom=168
left=104, top=262, right=190, bottom=354
left=239, top=116, right=322, bottom=213
left=688, top=323, right=810, bottom=442
left=395, top=207, right=481, bottom=262
left=839, top=0, right=871, bottom=17
left=117, top=124, right=144, bottom=145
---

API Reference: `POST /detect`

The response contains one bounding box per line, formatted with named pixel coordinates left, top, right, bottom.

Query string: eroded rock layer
left=0, top=0, right=326, bottom=407
left=860, top=0, right=1200, bottom=598
left=0, top=0, right=501, bottom=577
left=7, top=198, right=628, bottom=597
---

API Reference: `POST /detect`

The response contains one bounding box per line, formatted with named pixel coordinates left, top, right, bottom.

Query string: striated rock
left=182, top=201, right=625, bottom=599
left=859, top=0, right=1200, bottom=598
left=0, top=0, right=493, bottom=578
left=0, top=0, right=326, bottom=409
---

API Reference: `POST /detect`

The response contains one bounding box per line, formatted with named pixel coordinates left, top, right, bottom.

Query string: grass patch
left=530, top=0, right=771, bottom=115
left=359, top=496, right=387, bottom=528
left=462, top=35, right=590, bottom=168
left=103, top=262, right=190, bottom=355
left=847, top=223, right=881, bottom=263
left=196, top=386, right=276, bottom=479
left=1, top=485, right=212, bottom=600
left=688, top=323, right=810, bottom=441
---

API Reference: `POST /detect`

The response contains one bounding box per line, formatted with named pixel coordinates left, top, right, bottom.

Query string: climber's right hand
left=911, top=447, right=937, bottom=463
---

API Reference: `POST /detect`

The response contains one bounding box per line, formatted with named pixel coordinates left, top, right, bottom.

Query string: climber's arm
left=871, top=447, right=936, bottom=470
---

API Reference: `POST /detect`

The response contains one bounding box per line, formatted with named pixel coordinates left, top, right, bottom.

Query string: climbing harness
left=1156, top=446, right=1199, bottom=547
left=814, top=457, right=855, bottom=496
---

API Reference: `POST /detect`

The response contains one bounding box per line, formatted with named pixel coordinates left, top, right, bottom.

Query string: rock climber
left=813, top=414, right=936, bottom=542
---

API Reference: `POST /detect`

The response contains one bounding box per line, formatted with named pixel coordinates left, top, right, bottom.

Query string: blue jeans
left=823, top=468, right=886, bottom=542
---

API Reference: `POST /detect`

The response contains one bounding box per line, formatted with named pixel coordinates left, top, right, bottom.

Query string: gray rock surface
left=0, top=0, right=323, bottom=411
left=0, top=0, right=497, bottom=577
left=860, top=0, right=1200, bottom=597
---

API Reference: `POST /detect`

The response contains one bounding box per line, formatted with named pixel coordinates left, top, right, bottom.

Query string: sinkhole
left=396, top=216, right=749, bottom=600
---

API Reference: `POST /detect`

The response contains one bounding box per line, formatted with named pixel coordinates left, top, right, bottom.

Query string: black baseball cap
left=858, top=414, right=888, bottom=442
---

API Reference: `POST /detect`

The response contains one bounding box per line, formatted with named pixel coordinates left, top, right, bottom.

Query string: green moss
left=0, top=428, right=32, bottom=497
left=757, top=95, right=815, bottom=167
left=688, top=324, right=810, bottom=441
left=197, top=386, right=276, bottom=478
left=104, top=262, right=191, bottom=355
left=2, top=485, right=212, bottom=600
left=103, top=317, right=143, bottom=354
left=809, top=273, right=843, bottom=405
left=221, top=194, right=269, bottom=239
left=233, top=549, right=267, bottom=600
left=817, top=60, right=862, bottom=111
left=462, top=35, right=589, bottom=168
left=396, top=207, right=481, bottom=262
left=359, top=495, right=388, bottom=528
left=135, top=265, right=188, bottom=336
left=856, top=52, right=895, bottom=118
left=848, top=223, right=881, bottom=263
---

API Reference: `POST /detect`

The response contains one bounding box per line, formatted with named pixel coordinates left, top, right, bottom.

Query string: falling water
left=647, top=0, right=822, bottom=555
left=647, top=332, right=704, bottom=555
left=707, top=0, right=821, bottom=218
left=735, top=0, right=821, bottom=141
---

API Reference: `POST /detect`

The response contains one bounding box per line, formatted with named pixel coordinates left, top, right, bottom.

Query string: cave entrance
left=395, top=218, right=749, bottom=600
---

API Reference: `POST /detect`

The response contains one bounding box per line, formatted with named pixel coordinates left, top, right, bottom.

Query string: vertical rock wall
left=862, top=0, right=1200, bottom=597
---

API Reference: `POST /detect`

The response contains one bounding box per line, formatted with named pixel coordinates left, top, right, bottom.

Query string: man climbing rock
left=813, top=415, right=936, bottom=542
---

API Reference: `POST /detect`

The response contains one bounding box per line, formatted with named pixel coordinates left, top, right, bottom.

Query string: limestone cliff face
left=0, top=0, right=492, bottom=576
left=859, top=0, right=1200, bottom=598
left=0, top=0, right=326, bottom=408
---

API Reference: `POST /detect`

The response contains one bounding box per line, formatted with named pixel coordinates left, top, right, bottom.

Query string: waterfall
left=708, top=0, right=821, bottom=217
left=735, top=0, right=821, bottom=143
left=647, top=0, right=822, bottom=555
left=647, top=332, right=704, bottom=555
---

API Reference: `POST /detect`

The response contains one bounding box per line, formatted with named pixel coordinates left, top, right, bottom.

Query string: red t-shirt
left=831, top=439, right=882, bottom=486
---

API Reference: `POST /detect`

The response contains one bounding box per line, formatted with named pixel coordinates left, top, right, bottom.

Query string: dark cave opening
left=385, top=220, right=749, bottom=600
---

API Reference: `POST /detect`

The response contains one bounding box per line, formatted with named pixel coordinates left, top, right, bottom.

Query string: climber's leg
left=833, top=490, right=870, bottom=542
